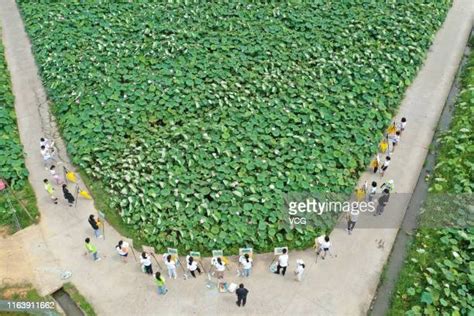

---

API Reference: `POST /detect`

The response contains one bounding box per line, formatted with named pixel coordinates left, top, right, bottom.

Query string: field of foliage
left=19, top=1, right=450, bottom=252
left=389, top=39, right=473, bottom=315
left=0, top=34, right=38, bottom=232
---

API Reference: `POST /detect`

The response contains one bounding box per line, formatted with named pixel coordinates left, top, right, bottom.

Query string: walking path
left=1, top=1, right=472, bottom=315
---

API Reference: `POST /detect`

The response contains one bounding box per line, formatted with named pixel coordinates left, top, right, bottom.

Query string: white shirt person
left=274, top=248, right=289, bottom=276
left=186, top=256, right=201, bottom=278
left=163, top=254, right=177, bottom=279
left=294, top=259, right=305, bottom=282
left=239, top=254, right=253, bottom=277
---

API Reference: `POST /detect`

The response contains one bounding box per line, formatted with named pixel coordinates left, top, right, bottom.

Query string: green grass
left=63, top=282, right=96, bottom=316
left=0, top=28, right=39, bottom=234
left=0, top=184, right=39, bottom=234
left=388, top=38, right=474, bottom=315
left=0, top=283, right=55, bottom=316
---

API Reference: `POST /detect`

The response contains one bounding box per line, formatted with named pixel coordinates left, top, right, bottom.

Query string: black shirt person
left=236, top=283, right=249, bottom=307
left=375, top=189, right=390, bottom=216
left=62, top=184, right=75, bottom=207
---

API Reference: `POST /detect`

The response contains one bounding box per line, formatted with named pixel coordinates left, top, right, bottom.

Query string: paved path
left=1, top=1, right=472, bottom=315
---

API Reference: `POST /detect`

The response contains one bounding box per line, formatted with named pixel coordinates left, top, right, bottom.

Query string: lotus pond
left=18, top=1, right=451, bottom=252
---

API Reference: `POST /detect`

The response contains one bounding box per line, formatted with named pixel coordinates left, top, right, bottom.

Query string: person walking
left=84, top=238, right=100, bottom=262
left=116, top=240, right=129, bottom=262
left=155, top=272, right=168, bottom=295
left=49, top=165, right=63, bottom=185
left=274, top=248, right=288, bottom=276
left=375, top=189, right=390, bottom=216
left=239, top=254, right=252, bottom=277
left=346, top=211, right=358, bottom=235
left=140, top=252, right=153, bottom=275
left=88, top=214, right=102, bottom=238
left=294, top=259, right=305, bottom=282
left=212, top=257, right=226, bottom=279
left=43, top=179, right=58, bottom=204
left=368, top=181, right=377, bottom=201
left=62, top=184, right=75, bottom=207
left=163, top=254, right=177, bottom=279
left=235, top=284, right=249, bottom=307
left=316, top=235, right=332, bottom=259
left=186, top=256, right=201, bottom=278
left=380, top=156, right=391, bottom=176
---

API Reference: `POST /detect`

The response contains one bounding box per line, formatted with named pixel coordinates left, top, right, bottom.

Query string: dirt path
left=0, top=0, right=472, bottom=315
left=0, top=227, right=34, bottom=286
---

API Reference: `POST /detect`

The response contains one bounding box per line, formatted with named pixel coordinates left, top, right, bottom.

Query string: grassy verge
left=0, top=184, right=39, bottom=235
left=388, top=38, right=473, bottom=315
left=63, top=282, right=96, bottom=316
left=0, top=283, right=56, bottom=316
left=0, top=28, right=39, bottom=235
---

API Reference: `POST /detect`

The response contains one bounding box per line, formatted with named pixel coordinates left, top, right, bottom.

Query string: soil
left=1, top=285, right=30, bottom=300
left=0, top=226, right=10, bottom=238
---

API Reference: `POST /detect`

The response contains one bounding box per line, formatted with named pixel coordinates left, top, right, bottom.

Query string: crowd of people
left=39, top=116, right=406, bottom=307
left=346, top=117, right=407, bottom=233
left=40, top=137, right=78, bottom=207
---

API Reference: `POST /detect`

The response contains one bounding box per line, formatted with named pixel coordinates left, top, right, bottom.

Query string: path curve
left=1, top=1, right=472, bottom=315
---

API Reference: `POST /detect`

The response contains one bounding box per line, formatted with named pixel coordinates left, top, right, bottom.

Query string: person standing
left=235, top=284, right=249, bottom=307
left=88, top=214, right=102, bottom=238
left=155, top=272, right=168, bottom=295
left=368, top=181, right=377, bottom=201
left=40, top=137, right=54, bottom=151
left=239, top=254, right=252, bottom=277
left=62, top=184, right=75, bottom=207
left=40, top=145, right=55, bottom=169
left=49, top=165, right=63, bottom=185
left=43, top=179, right=58, bottom=204
left=116, top=240, right=129, bottom=262
left=140, top=252, right=153, bottom=275
left=274, top=248, right=288, bottom=276
left=389, top=131, right=401, bottom=152
left=380, top=156, right=391, bottom=176
left=294, top=259, right=305, bottom=282
left=379, top=138, right=389, bottom=154
left=355, top=186, right=366, bottom=202
left=316, top=235, right=332, bottom=259
left=84, top=238, right=100, bottom=261
left=164, top=254, right=177, bottom=279
left=212, top=257, right=226, bottom=279
left=186, top=256, right=201, bottom=278
left=375, top=189, right=390, bottom=216
left=399, top=117, right=407, bottom=134
left=370, top=155, right=380, bottom=174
